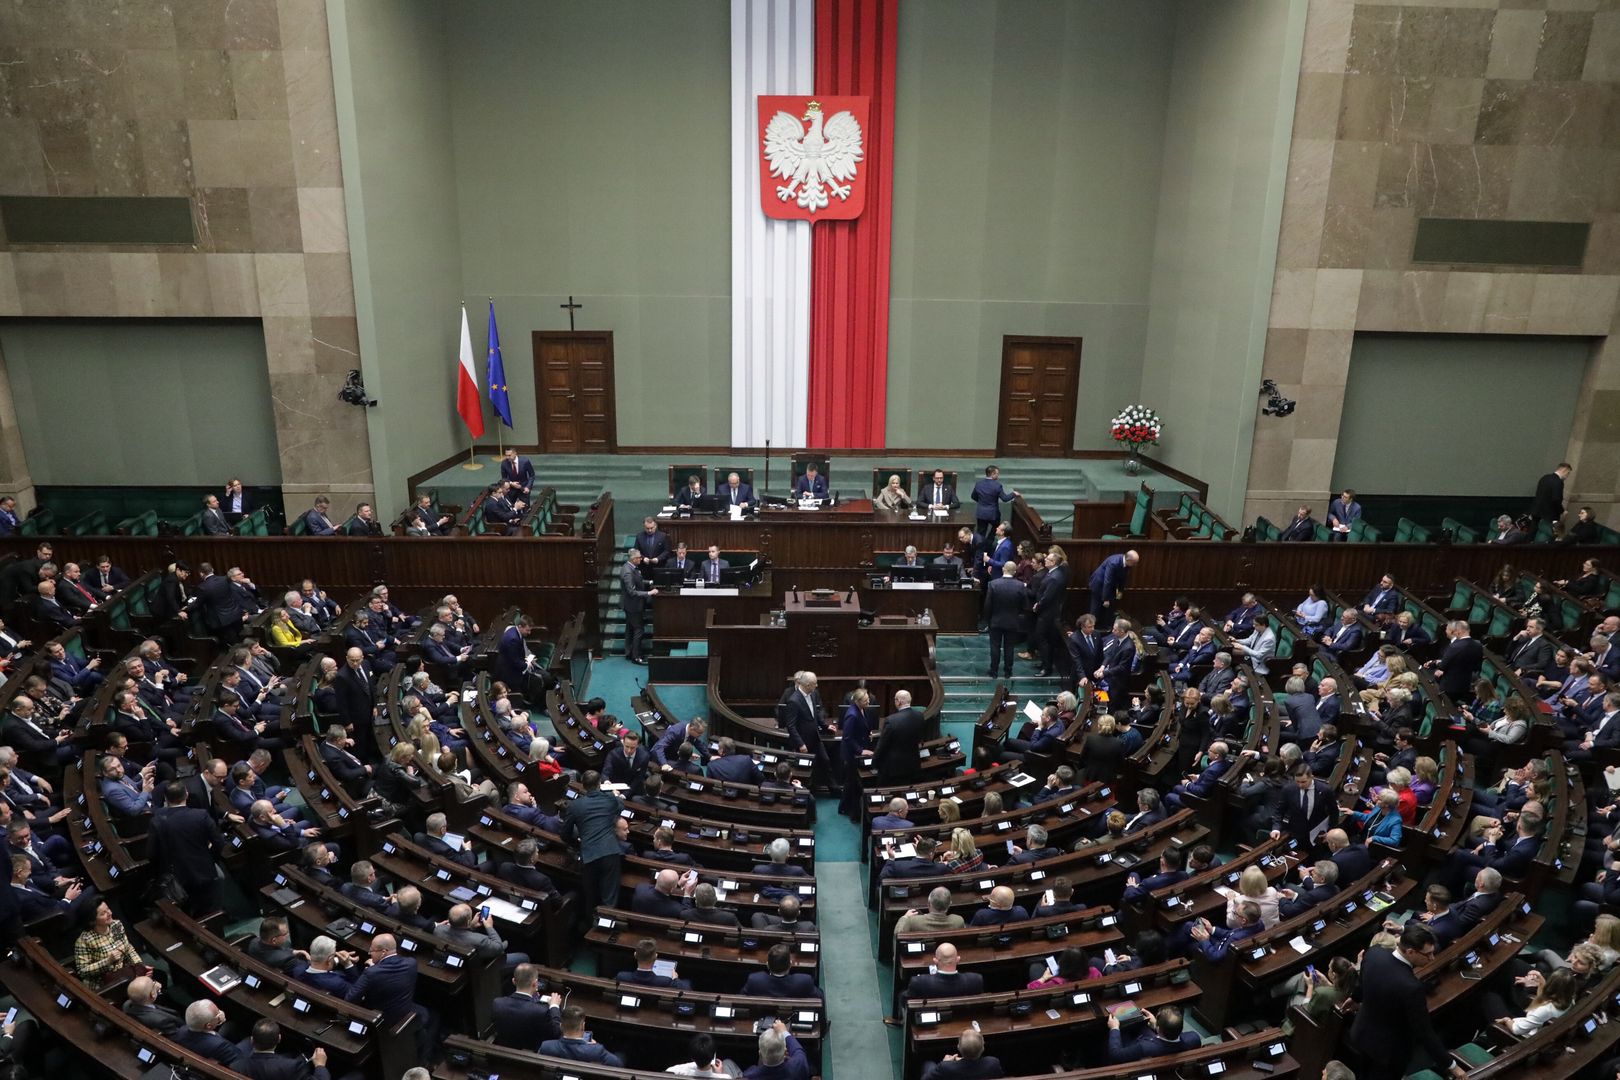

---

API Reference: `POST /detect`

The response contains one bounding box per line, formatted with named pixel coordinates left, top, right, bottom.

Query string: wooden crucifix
left=560, top=295, right=583, bottom=331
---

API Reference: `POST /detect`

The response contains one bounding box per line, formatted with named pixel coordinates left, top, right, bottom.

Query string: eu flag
left=486, top=300, right=512, bottom=428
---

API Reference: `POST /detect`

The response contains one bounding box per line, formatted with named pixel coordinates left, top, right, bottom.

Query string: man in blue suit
left=1087, top=550, right=1138, bottom=621
left=970, top=465, right=1019, bottom=539
left=541, top=1005, right=624, bottom=1066
left=0, top=498, right=17, bottom=537
left=173, top=1000, right=243, bottom=1069
left=492, top=963, right=562, bottom=1048
left=300, top=497, right=337, bottom=536
left=1168, top=626, right=1215, bottom=683
left=346, top=935, right=431, bottom=1060
left=491, top=615, right=534, bottom=692
left=502, top=782, right=562, bottom=832
left=1361, top=574, right=1399, bottom=617
left=1277, top=860, right=1341, bottom=919
left=1421, top=868, right=1502, bottom=946
left=8, top=853, right=82, bottom=921
left=500, top=448, right=535, bottom=493
left=617, top=938, right=692, bottom=988
left=792, top=464, right=828, bottom=499
left=1165, top=741, right=1233, bottom=808
left=1325, top=488, right=1360, bottom=541
left=982, top=523, right=1014, bottom=578
left=721, top=471, right=754, bottom=510
left=652, top=716, right=708, bottom=767
left=744, top=1022, right=811, bottom=1080
left=708, top=737, right=762, bottom=786
left=1441, top=811, right=1543, bottom=894
left=99, top=755, right=155, bottom=817
left=1121, top=846, right=1189, bottom=906
left=1318, top=610, right=1363, bottom=660
left=740, top=943, right=822, bottom=998
left=1106, top=1004, right=1202, bottom=1064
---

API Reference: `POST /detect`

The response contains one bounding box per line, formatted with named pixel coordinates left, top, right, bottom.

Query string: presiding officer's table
left=659, top=498, right=980, bottom=570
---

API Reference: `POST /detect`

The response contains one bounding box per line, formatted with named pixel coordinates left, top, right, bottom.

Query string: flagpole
left=457, top=301, right=487, bottom=470
left=486, top=296, right=508, bottom=463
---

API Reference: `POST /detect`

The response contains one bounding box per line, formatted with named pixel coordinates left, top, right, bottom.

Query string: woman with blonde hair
left=943, top=828, right=982, bottom=874
left=1218, top=864, right=1280, bottom=928
left=936, top=799, right=960, bottom=824
left=876, top=473, right=913, bottom=512
left=981, top=790, right=1004, bottom=818
left=1411, top=755, right=1440, bottom=806
left=267, top=607, right=303, bottom=648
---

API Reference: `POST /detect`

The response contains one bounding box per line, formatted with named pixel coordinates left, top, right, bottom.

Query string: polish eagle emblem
left=762, top=99, right=864, bottom=216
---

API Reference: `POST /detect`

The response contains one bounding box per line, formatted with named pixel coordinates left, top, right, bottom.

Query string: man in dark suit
left=602, top=729, right=651, bottom=790
left=406, top=493, right=452, bottom=535
left=880, top=837, right=942, bottom=880
left=1428, top=620, right=1484, bottom=701
left=1488, top=514, right=1528, bottom=545
left=492, top=614, right=536, bottom=690
left=173, top=1000, right=242, bottom=1068
left=1348, top=923, right=1463, bottom=1079
left=792, top=464, right=828, bottom=499
left=332, top=647, right=375, bottom=734
left=1317, top=610, right=1363, bottom=661
left=617, top=937, right=692, bottom=988
left=741, top=942, right=821, bottom=998
left=707, top=737, right=762, bottom=786
left=340, top=860, right=392, bottom=912
left=492, top=963, right=562, bottom=1049
left=1280, top=676, right=1323, bottom=743
left=1277, top=505, right=1316, bottom=541
left=1441, top=811, right=1543, bottom=894
left=634, top=517, right=671, bottom=565
left=620, top=549, right=656, bottom=665
left=1507, top=617, right=1556, bottom=680
left=345, top=935, right=432, bottom=1059
left=873, top=690, right=925, bottom=786
left=0, top=542, right=48, bottom=605
left=699, top=544, right=730, bottom=585
left=1325, top=488, right=1360, bottom=541
left=631, top=869, right=697, bottom=919
left=300, top=498, right=337, bottom=536
left=1271, top=763, right=1338, bottom=849
left=984, top=563, right=1026, bottom=679
left=1422, top=868, right=1502, bottom=947
left=721, top=471, right=754, bottom=510
left=1277, top=859, right=1341, bottom=919
left=318, top=726, right=370, bottom=797
left=501, top=448, right=536, bottom=494
left=1086, top=550, right=1138, bottom=621
left=501, top=782, right=561, bottom=832
left=149, top=781, right=224, bottom=915
left=195, top=563, right=248, bottom=643
left=1065, top=613, right=1103, bottom=693
left=920, top=470, right=960, bottom=513
left=969, top=465, right=1019, bottom=538
left=199, top=494, right=230, bottom=536
left=903, top=943, right=985, bottom=1000
left=238, top=1019, right=330, bottom=1080
left=541, top=1006, right=624, bottom=1066
left=1106, top=1005, right=1201, bottom=1064
left=777, top=674, right=831, bottom=788
left=339, top=502, right=379, bottom=535
left=752, top=895, right=813, bottom=933
left=1030, top=552, right=1069, bottom=676
left=1167, top=626, right=1215, bottom=684
left=0, top=498, right=17, bottom=538
left=564, top=770, right=625, bottom=915
left=121, top=975, right=183, bottom=1037
left=1325, top=828, right=1372, bottom=883
left=1529, top=463, right=1570, bottom=528
left=652, top=716, right=708, bottom=767
left=667, top=542, right=698, bottom=576
left=673, top=475, right=706, bottom=508
left=496, top=839, right=557, bottom=895
left=921, top=1030, right=1002, bottom=1080
left=30, top=580, right=75, bottom=631
left=416, top=812, right=475, bottom=867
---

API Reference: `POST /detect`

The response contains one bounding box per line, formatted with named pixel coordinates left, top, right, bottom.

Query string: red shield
left=758, top=95, right=869, bottom=221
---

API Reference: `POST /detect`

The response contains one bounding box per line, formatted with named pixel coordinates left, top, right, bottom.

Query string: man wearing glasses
left=1347, top=922, right=1463, bottom=1079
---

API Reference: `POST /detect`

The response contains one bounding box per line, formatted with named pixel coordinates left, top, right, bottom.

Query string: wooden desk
left=706, top=598, right=935, bottom=699
left=660, top=502, right=978, bottom=572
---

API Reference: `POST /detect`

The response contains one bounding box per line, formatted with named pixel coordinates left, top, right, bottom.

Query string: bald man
left=902, top=943, right=985, bottom=1001
left=872, top=690, right=925, bottom=785
left=968, top=885, right=1030, bottom=927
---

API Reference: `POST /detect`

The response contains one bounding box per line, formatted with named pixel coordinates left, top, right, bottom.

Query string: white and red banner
left=730, top=0, right=896, bottom=450
left=455, top=303, right=483, bottom=438
left=758, top=95, right=868, bottom=221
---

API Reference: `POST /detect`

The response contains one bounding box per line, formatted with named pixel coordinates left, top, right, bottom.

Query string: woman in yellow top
left=267, top=607, right=303, bottom=648
left=875, top=474, right=914, bottom=512
left=74, top=901, right=145, bottom=986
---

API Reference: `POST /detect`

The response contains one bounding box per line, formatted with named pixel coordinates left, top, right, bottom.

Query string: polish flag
left=456, top=303, right=484, bottom=438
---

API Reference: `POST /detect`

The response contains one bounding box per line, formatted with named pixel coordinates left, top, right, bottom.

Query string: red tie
left=70, top=581, right=94, bottom=604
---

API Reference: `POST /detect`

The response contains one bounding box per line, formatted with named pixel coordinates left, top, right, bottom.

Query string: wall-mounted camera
left=1259, top=378, right=1295, bottom=417
left=339, top=370, right=377, bottom=408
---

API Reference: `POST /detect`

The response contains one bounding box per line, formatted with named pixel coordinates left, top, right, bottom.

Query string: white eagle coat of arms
left=758, top=97, right=868, bottom=221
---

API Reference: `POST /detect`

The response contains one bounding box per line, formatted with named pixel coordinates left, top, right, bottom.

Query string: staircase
left=931, top=632, right=1064, bottom=747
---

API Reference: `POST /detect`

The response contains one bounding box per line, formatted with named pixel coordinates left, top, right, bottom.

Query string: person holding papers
left=793, top=464, right=828, bottom=500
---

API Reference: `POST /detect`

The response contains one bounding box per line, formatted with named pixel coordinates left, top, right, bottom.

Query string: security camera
left=1259, top=378, right=1296, bottom=418
left=339, top=370, right=377, bottom=408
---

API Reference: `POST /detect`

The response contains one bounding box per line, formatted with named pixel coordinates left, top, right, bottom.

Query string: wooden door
left=995, top=336, right=1081, bottom=456
left=533, top=331, right=617, bottom=453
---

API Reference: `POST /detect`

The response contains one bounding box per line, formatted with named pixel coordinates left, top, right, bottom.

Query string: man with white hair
left=751, top=837, right=810, bottom=878
left=283, top=591, right=322, bottom=636
left=872, top=689, right=924, bottom=785
left=746, top=1019, right=810, bottom=1080
left=173, top=999, right=242, bottom=1068
left=778, top=672, right=831, bottom=790
left=294, top=934, right=361, bottom=996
